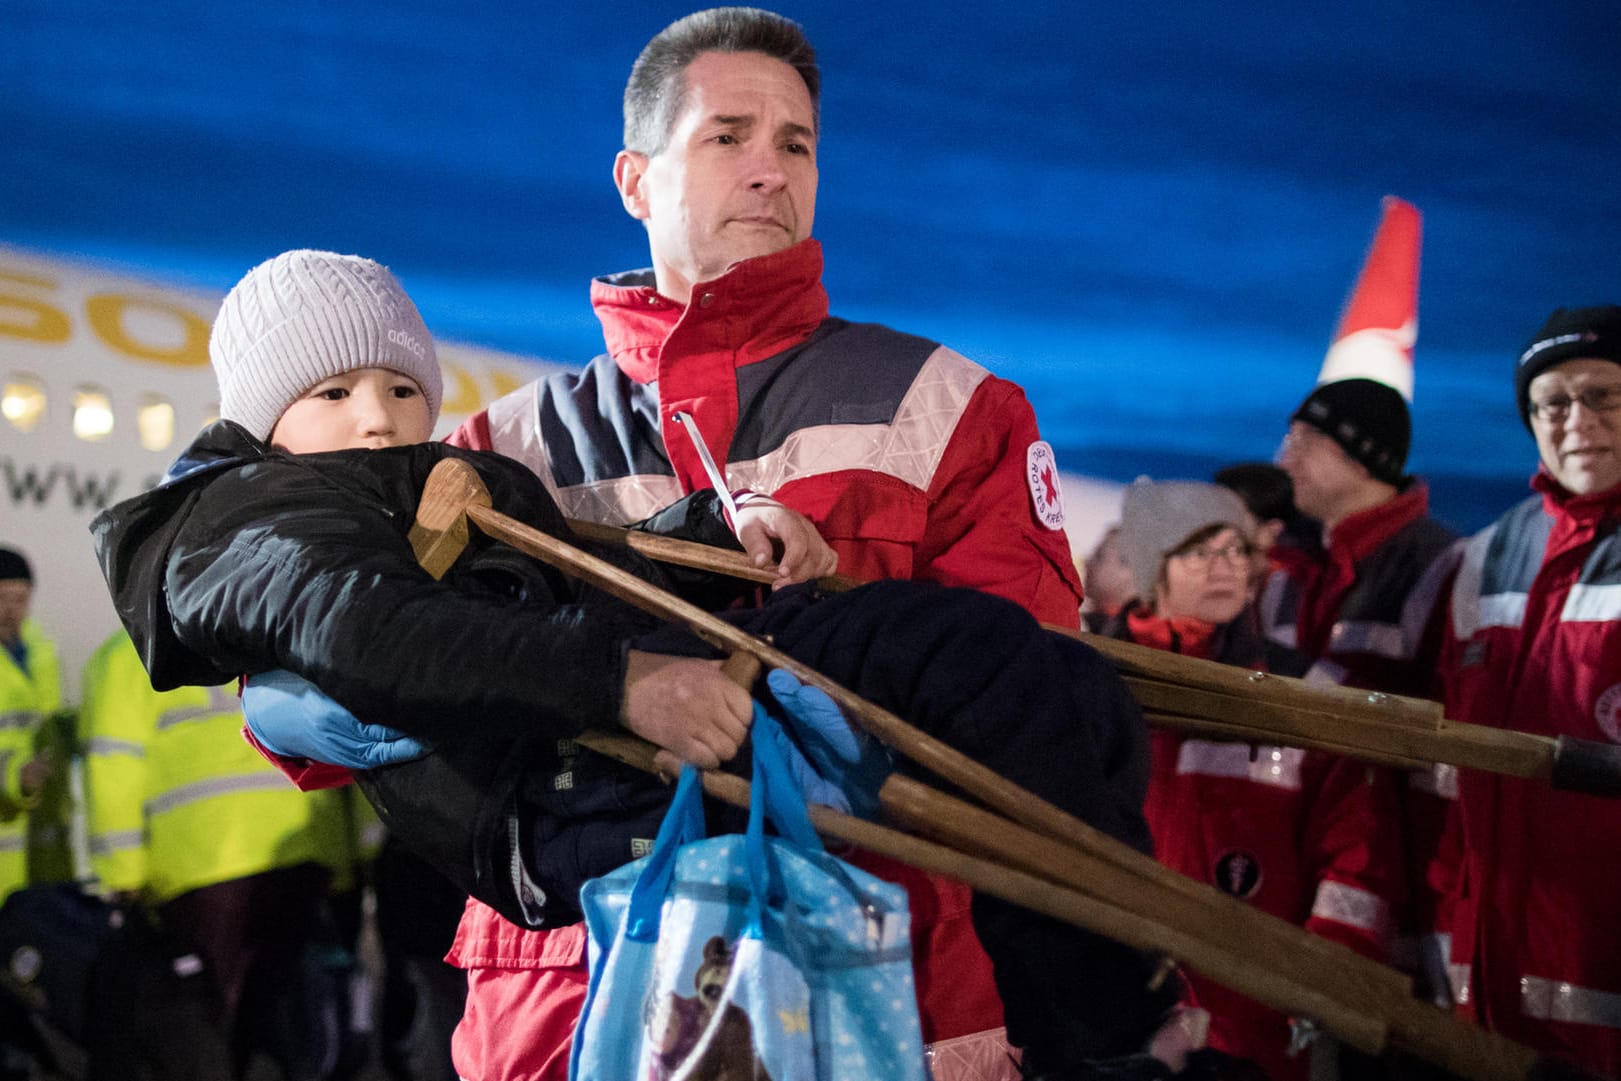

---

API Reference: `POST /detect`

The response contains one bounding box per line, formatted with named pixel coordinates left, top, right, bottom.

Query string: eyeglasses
left=1527, top=385, right=1621, bottom=425
left=1170, top=541, right=1253, bottom=571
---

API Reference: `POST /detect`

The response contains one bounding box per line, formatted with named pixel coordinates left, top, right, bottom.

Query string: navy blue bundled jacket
left=92, top=421, right=1178, bottom=1066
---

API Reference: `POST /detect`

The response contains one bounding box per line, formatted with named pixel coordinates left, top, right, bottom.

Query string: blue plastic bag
left=571, top=709, right=925, bottom=1081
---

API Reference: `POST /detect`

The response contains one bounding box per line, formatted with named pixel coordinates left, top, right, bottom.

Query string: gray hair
left=623, top=7, right=819, bottom=156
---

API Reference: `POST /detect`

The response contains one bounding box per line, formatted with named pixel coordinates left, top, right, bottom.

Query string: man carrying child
left=94, top=249, right=1217, bottom=1081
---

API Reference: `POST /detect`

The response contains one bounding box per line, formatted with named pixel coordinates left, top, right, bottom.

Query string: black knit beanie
left=1290, top=377, right=1410, bottom=486
left=1515, top=306, right=1621, bottom=429
left=0, top=548, right=32, bottom=583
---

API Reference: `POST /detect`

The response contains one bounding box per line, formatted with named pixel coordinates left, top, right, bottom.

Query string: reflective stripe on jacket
left=1443, top=474, right=1621, bottom=1076
left=1258, top=485, right=1462, bottom=968
left=1121, top=606, right=1400, bottom=1081
left=80, top=632, right=351, bottom=903
left=1259, top=482, right=1458, bottom=698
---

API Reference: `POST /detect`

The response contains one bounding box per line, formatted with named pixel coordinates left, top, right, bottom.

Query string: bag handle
left=748, top=706, right=823, bottom=850
left=624, top=765, right=706, bottom=943
left=746, top=707, right=824, bottom=922
left=622, top=707, right=832, bottom=942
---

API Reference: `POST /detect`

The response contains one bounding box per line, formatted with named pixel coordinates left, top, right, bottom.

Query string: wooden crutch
left=561, top=516, right=1621, bottom=797
left=406, top=458, right=1571, bottom=1081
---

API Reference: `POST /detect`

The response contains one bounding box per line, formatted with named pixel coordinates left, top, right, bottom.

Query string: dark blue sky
left=4, top=0, right=1617, bottom=531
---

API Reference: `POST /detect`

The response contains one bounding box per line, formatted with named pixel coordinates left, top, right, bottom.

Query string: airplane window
left=73, top=385, right=114, bottom=442
left=2, top=374, right=46, bottom=432
left=138, top=396, right=175, bottom=451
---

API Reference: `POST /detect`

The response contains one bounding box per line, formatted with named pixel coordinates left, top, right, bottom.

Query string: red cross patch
left=1026, top=441, right=1065, bottom=530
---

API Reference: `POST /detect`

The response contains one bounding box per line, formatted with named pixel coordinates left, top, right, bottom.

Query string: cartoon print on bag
left=645, top=935, right=774, bottom=1081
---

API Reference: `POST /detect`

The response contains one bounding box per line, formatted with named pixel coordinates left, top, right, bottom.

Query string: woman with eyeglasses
left=1101, top=479, right=1405, bottom=1081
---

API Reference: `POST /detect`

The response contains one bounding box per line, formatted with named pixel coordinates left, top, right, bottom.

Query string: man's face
left=1276, top=421, right=1367, bottom=524
left=1528, top=357, right=1621, bottom=497
left=269, top=368, right=434, bottom=455
left=614, top=50, right=818, bottom=303
left=0, top=579, right=31, bottom=647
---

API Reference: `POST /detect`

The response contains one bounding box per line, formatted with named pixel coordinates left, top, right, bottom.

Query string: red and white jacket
left=444, top=238, right=1084, bottom=1081
left=1120, top=607, right=1403, bottom=1081
left=1258, top=482, right=1462, bottom=993
left=450, top=240, right=1081, bottom=621
left=1442, top=471, right=1621, bottom=1077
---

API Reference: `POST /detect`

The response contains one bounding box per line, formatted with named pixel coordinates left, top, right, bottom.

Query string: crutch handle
left=720, top=650, right=762, bottom=692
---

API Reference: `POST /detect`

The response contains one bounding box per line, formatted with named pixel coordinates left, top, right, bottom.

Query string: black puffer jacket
left=91, top=421, right=740, bottom=924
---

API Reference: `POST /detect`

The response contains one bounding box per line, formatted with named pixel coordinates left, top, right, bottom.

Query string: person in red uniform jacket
left=1107, top=479, right=1405, bottom=1081
left=1441, top=306, right=1621, bottom=1077
left=1264, top=378, right=1460, bottom=1007
left=439, top=12, right=1083, bottom=1081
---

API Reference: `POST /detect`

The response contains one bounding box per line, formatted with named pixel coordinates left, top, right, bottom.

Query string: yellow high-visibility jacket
left=80, top=632, right=352, bottom=904
left=1, top=618, right=61, bottom=901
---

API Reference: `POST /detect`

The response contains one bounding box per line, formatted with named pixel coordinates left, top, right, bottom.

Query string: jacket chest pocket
left=774, top=474, right=928, bottom=583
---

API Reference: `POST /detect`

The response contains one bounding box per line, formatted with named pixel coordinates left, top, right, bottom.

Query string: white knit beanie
left=210, top=250, right=443, bottom=440
left=1119, top=479, right=1252, bottom=602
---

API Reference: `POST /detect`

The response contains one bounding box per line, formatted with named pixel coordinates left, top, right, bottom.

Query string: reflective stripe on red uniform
left=1443, top=473, right=1621, bottom=1076
left=1143, top=664, right=1401, bottom=1081
left=1258, top=483, right=1461, bottom=998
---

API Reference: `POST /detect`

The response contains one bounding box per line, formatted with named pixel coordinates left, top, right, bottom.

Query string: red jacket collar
left=1533, top=466, right=1621, bottom=523
left=590, top=238, right=830, bottom=385
left=1125, top=605, right=1219, bottom=659
left=1323, top=480, right=1431, bottom=567
left=588, top=238, right=831, bottom=495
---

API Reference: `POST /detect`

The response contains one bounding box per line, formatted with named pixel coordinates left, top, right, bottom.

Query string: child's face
left=269, top=367, right=435, bottom=454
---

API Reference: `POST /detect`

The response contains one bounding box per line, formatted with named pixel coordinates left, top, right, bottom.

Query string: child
left=93, top=250, right=1186, bottom=1078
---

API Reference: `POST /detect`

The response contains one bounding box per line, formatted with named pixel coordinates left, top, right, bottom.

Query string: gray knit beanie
left=1119, top=479, right=1252, bottom=602
left=210, top=250, right=443, bottom=440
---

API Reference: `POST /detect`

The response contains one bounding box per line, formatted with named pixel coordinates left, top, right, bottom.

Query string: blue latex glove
left=766, top=668, right=892, bottom=819
left=757, top=702, right=852, bottom=814
left=242, top=669, right=431, bottom=769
